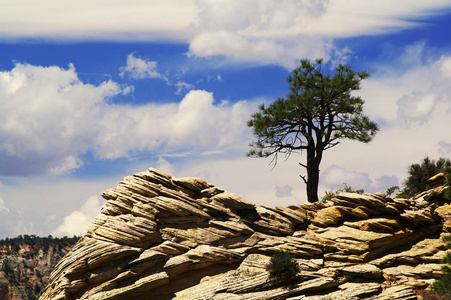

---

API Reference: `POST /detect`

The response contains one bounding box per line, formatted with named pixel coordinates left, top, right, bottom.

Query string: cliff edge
left=39, top=168, right=451, bottom=299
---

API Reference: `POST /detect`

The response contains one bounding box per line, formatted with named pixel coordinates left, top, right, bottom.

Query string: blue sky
left=1, top=1, right=451, bottom=238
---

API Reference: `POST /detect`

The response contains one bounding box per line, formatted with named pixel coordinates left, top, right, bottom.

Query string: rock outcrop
left=39, top=168, right=451, bottom=300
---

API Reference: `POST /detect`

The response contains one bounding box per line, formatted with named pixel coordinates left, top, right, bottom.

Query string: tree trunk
left=306, top=163, right=320, bottom=202
left=305, top=139, right=322, bottom=203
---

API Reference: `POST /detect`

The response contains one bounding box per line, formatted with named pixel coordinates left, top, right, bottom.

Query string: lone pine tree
left=247, top=58, right=378, bottom=203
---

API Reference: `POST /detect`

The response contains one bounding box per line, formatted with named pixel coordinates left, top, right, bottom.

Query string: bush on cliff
left=403, top=157, right=447, bottom=197
left=430, top=235, right=451, bottom=297
left=322, top=183, right=364, bottom=203
left=431, top=160, right=451, bottom=296
left=266, top=251, right=300, bottom=282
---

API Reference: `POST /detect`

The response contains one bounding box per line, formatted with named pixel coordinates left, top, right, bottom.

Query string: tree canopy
left=247, top=58, right=378, bottom=202
left=403, top=156, right=447, bottom=197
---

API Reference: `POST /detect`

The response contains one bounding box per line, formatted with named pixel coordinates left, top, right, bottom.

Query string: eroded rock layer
left=39, top=168, right=451, bottom=300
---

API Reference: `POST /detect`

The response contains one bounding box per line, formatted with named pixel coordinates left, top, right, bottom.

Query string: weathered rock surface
left=39, top=169, right=451, bottom=299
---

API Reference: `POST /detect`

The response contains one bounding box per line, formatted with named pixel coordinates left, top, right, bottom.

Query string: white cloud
left=0, top=0, right=199, bottom=41
left=189, top=31, right=332, bottom=68
left=275, top=185, right=293, bottom=198
left=397, top=92, right=437, bottom=124
left=439, top=142, right=451, bottom=156
left=0, top=175, right=122, bottom=238
left=49, top=155, right=83, bottom=175
left=167, top=90, right=255, bottom=150
left=321, top=165, right=398, bottom=193
left=0, top=63, right=123, bottom=175
left=321, top=165, right=372, bottom=191
left=93, top=89, right=256, bottom=159
left=119, top=53, right=168, bottom=82
left=189, top=0, right=451, bottom=67
left=156, top=157, right=175, bottom=175
left=53, top=196, right=103, bottom=237
left=440, top=56, right=451, bottom=78
left=119, top=53, right=192, bottom=94
left=174, top=81, right=194, bottom=95
left=0, top=196, right=8, bottom=212
left=0, top=1, right=450, bottom=67
left=0, top=62, right=257, bottom=176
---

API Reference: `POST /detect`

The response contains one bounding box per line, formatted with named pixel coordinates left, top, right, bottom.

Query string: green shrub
left=431, top=235, right=451, bottom=296
left=444, top=160, right=451, bottom=200
left=266, top=251, right=300, bottom=281
left=322, top=183, right=364, bottom=202
left=385, top=186, right=400, bottom=196
left=404, top=157, right=447, bottom=197
left=430, top=163, right=451, bottom=296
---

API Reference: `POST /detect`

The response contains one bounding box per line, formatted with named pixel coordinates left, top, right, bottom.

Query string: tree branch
left=299, top=174, right=308, bottom=184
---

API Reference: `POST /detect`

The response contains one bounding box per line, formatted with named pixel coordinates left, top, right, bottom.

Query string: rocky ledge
left=39, top=168, right=451, bottom=300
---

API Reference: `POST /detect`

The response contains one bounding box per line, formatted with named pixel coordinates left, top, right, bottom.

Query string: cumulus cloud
left=357, top=50, right=451, bottom=126
left=275, top=185, right=293, bottom=198
left=168, top=90, right=252, bottom=148
left=188, top=31, right=331, bottom=68
left=119, top=53, right=193, bottom=94
left=0, top=1, right=450, bottom=67
left=397, top=92, right=437, bottom=124
left=156, top=157, right=175, bottom=175
left=119, top=53, right=168, bottom=81
left=0, top=62, right=256, bottom=176
left=0, top=63, right=123, bottom=176
left=321, top=165, right=372, bottom=191
left=53, top=196, right=103, bottom=237
left=321, top=165, right=399, bottom=193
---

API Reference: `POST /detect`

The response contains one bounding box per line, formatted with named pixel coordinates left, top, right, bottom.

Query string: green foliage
left=444, top=160, right=451, bottom=200
left=431, top=235, right=451, bottom=296
left=322, top=183, right=364, bottom=202
left=0, top=234, right=80, bottom=252
left=404, top=157, right=447, bottom=197
left=266, top=251, right=300, bottom=281
left=431, top=161, right=451, bottom=296
left=247, top=58, right=378, bottom=202
left=396, top=192, right=410, bottom=199
left=385, top=186, right=400, bottom=197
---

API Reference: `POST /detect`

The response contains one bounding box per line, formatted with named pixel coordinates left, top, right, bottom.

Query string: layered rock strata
left=39, top=168, right=450, bottom=300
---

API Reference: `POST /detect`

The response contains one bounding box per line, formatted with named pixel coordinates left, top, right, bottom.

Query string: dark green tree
left=404, top=157, right=447, bottom=197
left=247, top=58, right=378, bottom=202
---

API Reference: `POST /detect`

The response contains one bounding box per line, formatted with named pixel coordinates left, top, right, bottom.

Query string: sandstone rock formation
left=39, top=168, right=451, bottom=299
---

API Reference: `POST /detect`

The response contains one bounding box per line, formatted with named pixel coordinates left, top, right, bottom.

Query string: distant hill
left=0, top=235, right=79, bottom=300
